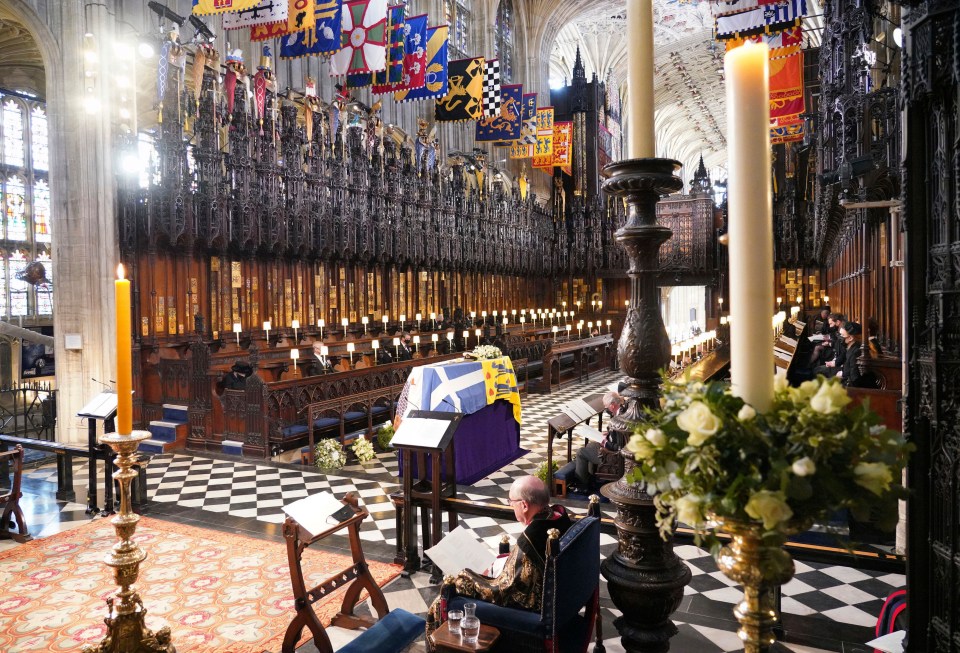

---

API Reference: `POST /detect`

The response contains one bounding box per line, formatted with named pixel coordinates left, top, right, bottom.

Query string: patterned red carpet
left=0, top=516, right=401, bottom=652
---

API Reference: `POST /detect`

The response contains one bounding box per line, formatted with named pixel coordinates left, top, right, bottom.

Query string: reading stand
left=281, top=493, right=389, bottom=653
left=77, top=392, right=119, bottom=515
left=545, top=393, right=606, bottom=497
left=392, top=410, right=462, bottom=582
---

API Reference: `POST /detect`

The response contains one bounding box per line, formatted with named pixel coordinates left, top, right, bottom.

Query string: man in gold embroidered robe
left=426, top=476, right=572, bottom=644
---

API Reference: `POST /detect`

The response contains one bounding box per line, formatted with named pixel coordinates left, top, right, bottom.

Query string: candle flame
left=117, top=264, right=125, bottom=280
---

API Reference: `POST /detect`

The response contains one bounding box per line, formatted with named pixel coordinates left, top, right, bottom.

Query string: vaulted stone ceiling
left=0, top=12, right=44, bottom=98
left=546, top=0, right=823, bottom=184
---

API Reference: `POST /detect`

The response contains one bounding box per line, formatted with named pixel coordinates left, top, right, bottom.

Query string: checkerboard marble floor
left=8, top=370, right=901, bottom=652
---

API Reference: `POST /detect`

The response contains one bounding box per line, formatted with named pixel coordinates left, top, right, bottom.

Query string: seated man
left=573, top=391, right=624, bottom=493
left=397, top=334, right=414, bottom=361
left=807, top=312, right=843, bottom=367
left=425, top=476, right=572, bottom=644
left=308, top=343, right=334, bottom=375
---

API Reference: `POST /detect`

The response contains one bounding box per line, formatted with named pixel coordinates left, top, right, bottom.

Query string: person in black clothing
left=397, top=334, right=414, bottom=361
left=836, top=321, right=864, bottom=387
left=308, top=343, right=334, bottom=375
left=808, top=312, right=844, bottom=367
left=221, top=361, right=253, bottom=390
left=573, top=391, right=624, bottom=492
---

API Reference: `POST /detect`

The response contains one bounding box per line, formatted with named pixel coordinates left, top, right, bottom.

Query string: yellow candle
left=725, top=41, right=774, bottom=412
left=627, top=0, right=656, bottom=158
left=116, top=264, right=132, bottom=435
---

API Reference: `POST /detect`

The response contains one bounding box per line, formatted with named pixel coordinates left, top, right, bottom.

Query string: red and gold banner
left=552, top=121, right=573, bottom=168
left=532, top=107, right=554, bottom=169
left=193, top=0, right=260, bottom=16
left=769, top=49, right=803, bottom=120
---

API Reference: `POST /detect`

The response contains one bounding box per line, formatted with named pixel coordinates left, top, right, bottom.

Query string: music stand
left=392, top=410, right=462, bottom=580
left=77, top=392, right=118, bottom=515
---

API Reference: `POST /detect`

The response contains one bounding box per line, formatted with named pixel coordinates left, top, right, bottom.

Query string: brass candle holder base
left=82, top=430, right=176, bottom=653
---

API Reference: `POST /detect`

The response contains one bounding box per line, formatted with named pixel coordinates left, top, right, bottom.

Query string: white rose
left=737, top=404, right=757, bottom=421
left=774, top=369, right=789, bottom=393
left=854, top=462, right=893, bottom=496
left=626, top=433, right=655, bottom=460
left=676, top=401, right=721, bottom=446
left=809, top=381, right=852, bottom=415
left=791, top=457, right=816, bottom=477
left=674, top=494, right=704, bottom=527
left=644, top=428, right=667, bottom=448
left=744, top=490, right=794, bottom=530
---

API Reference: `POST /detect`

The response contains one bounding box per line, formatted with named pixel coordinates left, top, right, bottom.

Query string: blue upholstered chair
left=447, top=515, right=603, bottom=653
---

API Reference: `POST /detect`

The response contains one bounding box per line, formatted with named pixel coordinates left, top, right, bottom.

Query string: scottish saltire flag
left=330, top=0, right=388, bottom=76
left=223, top=0, right=288, bottom=29
left=395, top=25, right=448, bottom=102
left=509, top=92, right=538, bottom=158
left=280, top=0, right=342, bottom=59
left=370, top=3, right=407, bottom=92
left=476, top=84, right=522, bottom=141
left=391, top=14, right=428, bottom=93
left=435, top=57, right=484, bottom=121
left=399, top=357, right=521, bottom=423
left=193, top=0, right=259, bottom=16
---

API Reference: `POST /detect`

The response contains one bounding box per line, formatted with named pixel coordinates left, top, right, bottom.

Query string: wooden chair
left=0, top=445, right=30, bottom=543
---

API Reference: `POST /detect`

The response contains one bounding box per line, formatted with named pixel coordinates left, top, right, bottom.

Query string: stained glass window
left=4, top=176, right=27, bottom=241
left=444, top=0, right=471, bottom=59
left=33, top=179, right=50, bottom=243
left=9, top=250, right=28, bottom=317
left=495, top=0, right=514, bottom=83
left=2, top=99, right=24, bottom=167
left=0, top=250, right=7, bottom=317
left=30, top=106, right=48, bottom=171
left=36, top=250, right=52, bottom=315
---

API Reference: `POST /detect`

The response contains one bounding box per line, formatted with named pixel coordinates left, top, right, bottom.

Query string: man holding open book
left=425, top=476, right=572, bottom=647
left=572, top=391, right=624, bottom=494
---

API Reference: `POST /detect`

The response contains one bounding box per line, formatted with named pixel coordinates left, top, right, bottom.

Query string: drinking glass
left=447, top=610, right=463, bottom=636
left=463, top=602, right=477, bottom=618
left=461, top=615, right=481, bottom=645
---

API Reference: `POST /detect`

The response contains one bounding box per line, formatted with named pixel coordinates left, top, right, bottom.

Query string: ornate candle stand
left=82, top=430, right=175, bottom=653
left=599, top=158, right=691, bottom=653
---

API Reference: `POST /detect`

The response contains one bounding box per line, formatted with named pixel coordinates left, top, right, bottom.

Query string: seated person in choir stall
left=376, top=345, right=394, bottom=364
left=220, top=361, right=253, bottom=391
left=835, top=321, right=864, bottom=387
left=866, top=316, right=883, bottom=357
left=573, top=391, right=624, bottom=493
left=308, top=343, right=334, bottom=375
left=814, top=307, right=831, bottom=335
left=425, top=476, right=572, bottom=645
left=808, top=312, right=844, bottom=369
left=813, top=316, right=847, bottom=379
left=397, top=334, right=414, bottom=361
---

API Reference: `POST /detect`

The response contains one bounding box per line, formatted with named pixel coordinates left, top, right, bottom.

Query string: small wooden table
left=429, top=621, right=500, bottom=652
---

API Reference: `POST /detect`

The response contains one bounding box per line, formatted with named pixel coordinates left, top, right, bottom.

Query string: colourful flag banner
left=770, top=121, right=804, bottom=144
left=252, top=21, right=288, bottom=40
left=223, top=0, right=288, bottom=29
left=725, top=24, right=802, bottom=56
left=712, top=0, right=792, bottom=17
left=255, top=0, right=316, bottom=39
left=193, top=0, right=260, bottom=16
left=394, top=24, right=448, bottom=102
left=370, top=4, right=407, bottom=92
left=509, top=92, right=537, bottom=159
left=279, top=0, right=342, bottom=58
left=532, top=107, right=554, bottom=169
left=715, top=0, right=806, bottom=39
left=330, top=0, right=388, bottom=76
left=476, top=84, right=522, bottom=142
left=435, top=57, right=484, bottom=122
left=552, top=121, right=573, bottom=168
left=770, top=54, right=804, bottom=120
left=391, top=14, right=428, bottom=93
left=481, top=58, right=501, bottom=117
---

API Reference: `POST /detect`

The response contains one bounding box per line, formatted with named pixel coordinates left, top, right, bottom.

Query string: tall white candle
left=725, top=41, right=774, bottom=412
left=627, top=0, right=656, bottom=158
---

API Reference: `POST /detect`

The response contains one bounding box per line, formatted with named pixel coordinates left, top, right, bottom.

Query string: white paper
left=780, top=336, right=799, bottom=347
left=808, top=334, right=825, bottom=342
left=865, top=631, right=905, bottom=653
left=774, top=349, right=793, bottom=361
left=283, top=491, right=347, bottom=537
left=573, top=423, right=604, bottom=443
left=390, top=416, right=453, bottom=448
left=77, top=392, right=118, bottom=419
left=562, top=398, right=597, bottom=423
left=425, top=526, right=496, bottom=576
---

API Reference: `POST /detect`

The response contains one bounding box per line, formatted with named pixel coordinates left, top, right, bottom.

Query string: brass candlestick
left=82, top=430, right=175, bottom=653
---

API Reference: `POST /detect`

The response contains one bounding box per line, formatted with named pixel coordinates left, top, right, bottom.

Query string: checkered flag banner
left=482, top=58, right=501, bottom=117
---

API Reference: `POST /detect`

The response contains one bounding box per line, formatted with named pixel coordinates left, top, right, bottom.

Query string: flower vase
left=714, top=519, right=795, bottom=653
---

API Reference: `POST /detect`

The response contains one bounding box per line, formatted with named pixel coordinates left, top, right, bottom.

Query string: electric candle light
left=447, top=332, right=454, bottom=346
left=292, top=319, right=300, bottom=342
left=263, top=321, right=271, bottom=343
left=776, top=297, right=782, bottom=310
left=720, top=316, right=728, bottom=326
left=347, top=341, right=355, bottom=364
left=725, top=40, right=775, bottom=412
left=400, top=314, right=406, bottom=330
left=341, top=317, right=349, bottom=337
left=393, top=337, right=400, bottom=358
left=318, top=318, right=325, bottom=340
left=606, top=319, right=612, bottom=333
left=493, top=310, right=498, bottom=318
left=415, top=313, right=422, bottom=330
left=625, top=300, right=630, bottom=308
left=577, top=323, right=582, bottom=338
left=823, top=295, right=830, bottom=305
left=503, top=317, right=509, bottom=327
left=115, top=265, right=132, bottom=435
left=320, top=345, right=329, bottom=357
left=512, top=309, right=517, bottom=323
left=361, top=316, right=369, bottom=334
left=290, top=347, right=299, bottom=371
left=382, top=314, right=389, bottom=330
left=591, top=300, right=597, bottom=312
left=474, top=328, right=481, bottom=344
left=371, top=339, right=379, bottom=364
left=412, top=335, right=420, bottom=353
left=519, top=317, right=526, bottom=332
left=552, top=326, right=559, bottom=335
left=598, top=300, right=603, bottom=311
left=233, top=322, right=242, bottom=346
left=430, top=312, right=436, bottom=329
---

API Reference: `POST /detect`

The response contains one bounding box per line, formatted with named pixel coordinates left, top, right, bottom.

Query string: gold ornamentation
left=82, top=430, right=176, bottom=653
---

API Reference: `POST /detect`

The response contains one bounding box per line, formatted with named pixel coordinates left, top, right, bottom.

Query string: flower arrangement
left=314, top=438, right=346, bottom=470
left=535, top=459, right=559, bottom=485
left=376, top=423, right=395, bottom=451
left=469, top=345, right=502, bottom=360
left=626, top=372, right=912, bottom=549
left=352, top=435, right=376, bottom=463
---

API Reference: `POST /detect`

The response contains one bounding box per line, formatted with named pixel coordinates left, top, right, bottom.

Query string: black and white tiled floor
left=8, top=370, right=902, bottom=652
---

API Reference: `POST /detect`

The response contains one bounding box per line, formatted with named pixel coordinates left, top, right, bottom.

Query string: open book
left=561, top=397, right=597, bottom=423
left=425, top=526, right=508, bottom=577
left=573, top=423, right=604, bottom=444
left=283, top=492, right=355, bottom=537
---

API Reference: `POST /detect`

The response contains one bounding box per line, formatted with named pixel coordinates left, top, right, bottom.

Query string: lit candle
left=371, top=339, right=379, bottom=364
left=415, top=313, right=422, bottom=330
left=263, top=320, right=271, bottom=342
left=382, top=314, right=389, bottom=330
left=606, top=319, right=612, bottom=333
left=627, top=0, right=655, bottom=158
left=400, top=314, right=406, bottom=330
left=290, top=347, right=299, bottom=371
left=519, top=317, right=525, bottom=332
left=511, top=309, right=517, bottom=323
left=502, top=317, right=508, bottom=326
left=361, top=316, right=369, bottom=335
left=431, top=333, right=439, bottom=353
left=447, top=332, right=454, bottom=346
left=318, top=318, right=325, bottom=340
left=412, top=335, right=420, bottom=353
left=393, top=337, right=400, bottom=358
left=292, top=319, right=300, bottom=342
left=347, top=341, right=355, bottom=364
left=115, top=265, right=132, bottom=435
left=823, top=295, right=829, bottom=305
left=552, top=326, right=559, bottom=336
left=320, top=345, right=329, bottom=356
left=233, top=322, right=242, bottom=347
left=430, top=312, right=436, bottom=329
left=625, top=300, right=630, bottom=308
left=726, top=41, right=774, bottom=412
left=474, top=328, right=481, bottom=344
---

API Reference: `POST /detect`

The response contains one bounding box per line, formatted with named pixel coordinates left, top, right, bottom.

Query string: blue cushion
left=371, top=406, right=390, bottom=415
left=552, top=518, right=600, bottom=625
left=313, top=417, right=340, bottom=430
left=554, top=462, right=576, bottom=480
left=336, top=608, right=425, bottom=653
left=280, top=424, right=309, bottom=439
left=343, top=410, right=366, bottom=421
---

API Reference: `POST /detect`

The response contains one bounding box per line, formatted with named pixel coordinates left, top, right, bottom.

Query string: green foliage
left=535, top=460, right=559, bottom=484
left=376, top=423, right=395, bottom=451
left=314, top=438, right=346, bottom=470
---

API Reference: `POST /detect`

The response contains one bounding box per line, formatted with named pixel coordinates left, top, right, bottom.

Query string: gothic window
left=0, top=90, right=53, bottom=319
left=444, top=0, right=471, bottom=59
left=494, top=0, right=514, bottom=83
